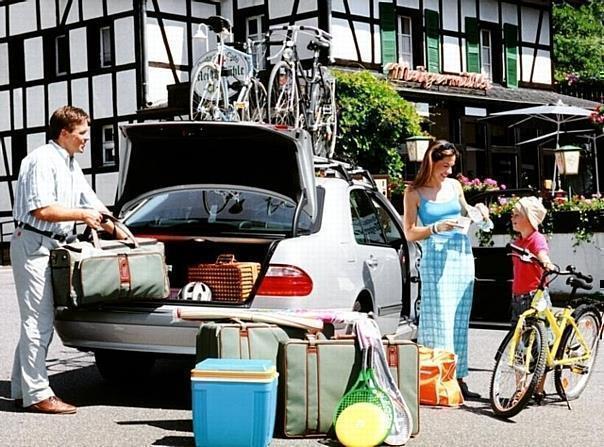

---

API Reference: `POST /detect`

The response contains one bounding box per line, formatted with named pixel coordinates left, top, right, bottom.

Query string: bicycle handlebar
left=268, top=24, right=332, bottom=40
left=565, top=264, right=593, bottom=283
left=507, top=243, right=592, bottom=286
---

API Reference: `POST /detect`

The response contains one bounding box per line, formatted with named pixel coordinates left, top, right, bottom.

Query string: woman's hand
left=434, top=219, right=461, bottom=233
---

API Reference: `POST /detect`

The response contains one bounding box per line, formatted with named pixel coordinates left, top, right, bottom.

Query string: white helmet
left=178, top=282, right=212, bottom=301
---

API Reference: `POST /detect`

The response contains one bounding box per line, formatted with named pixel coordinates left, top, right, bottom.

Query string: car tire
left=94, top=349, right=156, bottom=383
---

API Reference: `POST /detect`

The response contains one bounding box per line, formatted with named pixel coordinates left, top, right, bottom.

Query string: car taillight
left=256, top=265, right=313, bottom=296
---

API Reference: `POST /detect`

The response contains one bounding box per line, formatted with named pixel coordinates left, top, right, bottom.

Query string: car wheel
left=94, top=349, right=156, bottom=383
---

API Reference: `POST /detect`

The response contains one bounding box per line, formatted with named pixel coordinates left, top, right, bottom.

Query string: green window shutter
left=379, top=3, right=396, bottom=66
left=504, top=23, right=518, bottom=88
left=425, top=9, right=440, bottom=73
left=465, top=17, right=480, bottom=73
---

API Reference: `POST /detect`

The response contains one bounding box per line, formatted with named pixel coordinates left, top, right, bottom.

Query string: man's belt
left=16, top=222, right=69, bottom=242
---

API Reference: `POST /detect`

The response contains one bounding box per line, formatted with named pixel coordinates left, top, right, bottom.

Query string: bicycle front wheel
left=190, top=62, right=224, bottom=121
left=554, top=304, right=601, bottom=400
left=489, top=319, right=548, bottom=418
left=268, top=61, right=299, bottom=126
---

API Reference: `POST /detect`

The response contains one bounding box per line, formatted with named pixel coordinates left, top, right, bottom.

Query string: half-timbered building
left=0, top=0, right=600, bottom=254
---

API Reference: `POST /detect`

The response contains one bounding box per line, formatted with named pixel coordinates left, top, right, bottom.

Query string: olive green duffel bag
left=50, top=217, right=170, bottom=308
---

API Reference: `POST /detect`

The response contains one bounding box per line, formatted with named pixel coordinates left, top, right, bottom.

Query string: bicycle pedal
left=234, top=101, right=248, bottom=110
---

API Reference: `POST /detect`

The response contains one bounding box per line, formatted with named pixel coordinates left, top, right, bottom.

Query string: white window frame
left=102, top=125, right=116, bottom=166
left=397, top=16, right=413, bottom=68
left=480, top=29, right=492, bottom=79
left=55, top=34, right=68, bottom=75
left=245, top=15, right=265, bottom=70
left=100, top=26, right=113, bottom=68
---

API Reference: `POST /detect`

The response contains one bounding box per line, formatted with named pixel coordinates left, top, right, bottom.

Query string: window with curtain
left=398, top=16, right=413, bottom=67
left=480, top=29, right=492, bottom=79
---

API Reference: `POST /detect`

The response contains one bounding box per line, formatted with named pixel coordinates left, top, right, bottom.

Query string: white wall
left=0, top=92, right=10, bottom=132
left=24, top=37, right=44, bottom=81
left=469, top=233, right=604, bottom=295
left=25, top=86, right=45, bottom=128
left=0, top=43, right=9, bottom=85
left=69, top=28, right=88, bottom=74
left=8, top=0, right=36, bottom=35
left=115, top=17, right=136, bottom=66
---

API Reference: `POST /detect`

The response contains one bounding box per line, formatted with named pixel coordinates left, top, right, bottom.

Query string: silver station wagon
left=54, top=122, right=418, bottom=381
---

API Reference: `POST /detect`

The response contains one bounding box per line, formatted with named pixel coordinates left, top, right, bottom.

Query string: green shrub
left=333, top=70, right=424, bottom=176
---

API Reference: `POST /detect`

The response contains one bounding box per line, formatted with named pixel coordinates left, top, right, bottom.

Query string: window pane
left=56, top=35, right=68, bottom=74
left=350, top=190, right=386, bottom=245
left=370, top=196, right=402, bottom=243
left=100, top=27, right=113, bottom=66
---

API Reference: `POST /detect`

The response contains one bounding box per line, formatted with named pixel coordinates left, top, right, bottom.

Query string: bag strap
left=87, top=213, right=140, bottom=249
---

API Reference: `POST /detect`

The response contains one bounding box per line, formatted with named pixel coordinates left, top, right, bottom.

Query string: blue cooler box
left=191, top=358, right=278, bottom=447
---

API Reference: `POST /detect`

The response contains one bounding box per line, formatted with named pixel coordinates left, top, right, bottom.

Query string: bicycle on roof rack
left=266, top=24, right=337, bottom=158
left=489, top=243, right=602, bottom=418
left=189, top=15, right=267, bottom=123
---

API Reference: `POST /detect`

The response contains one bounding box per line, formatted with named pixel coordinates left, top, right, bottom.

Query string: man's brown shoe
left=27, top=396, right=77, bottom=414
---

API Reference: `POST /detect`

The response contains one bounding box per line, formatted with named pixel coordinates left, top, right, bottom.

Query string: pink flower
left=500, top=184, right=507, bottom=190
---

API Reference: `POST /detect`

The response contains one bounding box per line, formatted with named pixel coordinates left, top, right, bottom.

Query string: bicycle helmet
left=178, top=282, right=212, bottom=301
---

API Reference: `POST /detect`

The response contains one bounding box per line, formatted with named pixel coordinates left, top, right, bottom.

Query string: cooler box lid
left=191, top=358, right=277, bottom=381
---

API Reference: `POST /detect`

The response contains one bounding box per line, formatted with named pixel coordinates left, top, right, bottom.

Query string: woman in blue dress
left=402, top=140, right=488, bottom=399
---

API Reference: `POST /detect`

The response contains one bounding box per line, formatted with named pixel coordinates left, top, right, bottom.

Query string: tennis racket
left=333, top=345, right=394, bottom=442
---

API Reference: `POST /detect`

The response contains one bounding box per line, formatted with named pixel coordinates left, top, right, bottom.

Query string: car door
left=349, top=188, right=403, bottom=318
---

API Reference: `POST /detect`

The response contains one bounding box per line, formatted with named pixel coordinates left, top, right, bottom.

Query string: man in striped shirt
left=10, top=106, right=120, bottom=414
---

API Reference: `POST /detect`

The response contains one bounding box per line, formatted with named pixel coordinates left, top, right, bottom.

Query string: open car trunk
left=155, top=236, right=276, bottom=303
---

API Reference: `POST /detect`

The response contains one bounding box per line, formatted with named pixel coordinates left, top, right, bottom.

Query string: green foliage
left=333, top=70, right=424, bottom=176
left=553, top=1, right=604, bottom=81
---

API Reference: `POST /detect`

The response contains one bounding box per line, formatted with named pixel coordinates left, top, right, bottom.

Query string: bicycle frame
left=510, top=294, right=593, bottom=371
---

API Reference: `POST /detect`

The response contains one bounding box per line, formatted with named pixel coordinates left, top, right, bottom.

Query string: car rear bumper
left=54, top=305, right=201, bottom=355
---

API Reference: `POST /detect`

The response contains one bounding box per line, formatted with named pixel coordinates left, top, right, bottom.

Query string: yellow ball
left=335, top=402, right=390, bottom=447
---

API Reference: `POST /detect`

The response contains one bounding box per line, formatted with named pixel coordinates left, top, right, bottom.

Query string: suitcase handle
left=216, top=254, right=236, bottom=264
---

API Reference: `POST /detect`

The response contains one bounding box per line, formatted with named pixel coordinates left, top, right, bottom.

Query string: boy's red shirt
left=512, top=230, right=549, bottom=295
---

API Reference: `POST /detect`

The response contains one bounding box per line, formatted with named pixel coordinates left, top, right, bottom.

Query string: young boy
left=510, top=196, right=555, bottom=321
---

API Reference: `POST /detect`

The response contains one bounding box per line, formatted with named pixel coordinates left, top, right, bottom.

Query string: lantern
left=405, top=136, right=432, bottom=162
left=555, top=145, right=581, bottom=175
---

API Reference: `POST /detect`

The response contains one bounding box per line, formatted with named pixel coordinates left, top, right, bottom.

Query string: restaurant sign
left=385, top=63, right=491, bottom=91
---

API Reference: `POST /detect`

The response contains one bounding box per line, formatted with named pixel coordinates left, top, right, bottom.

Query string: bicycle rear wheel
left=244, top=78, right=267, bottom=123
left=554, top=304, right=601, bottom=400
left=268, top=61, right=299, bottom=126
left=190, top=62, right=224, bottom=121
left=309, top=73, right=337, bottom=157
left=489, top=319, right=547, bottom=418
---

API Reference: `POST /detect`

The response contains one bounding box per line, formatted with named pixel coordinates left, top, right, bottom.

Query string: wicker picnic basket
left=186, top=254, right=261, bottom=302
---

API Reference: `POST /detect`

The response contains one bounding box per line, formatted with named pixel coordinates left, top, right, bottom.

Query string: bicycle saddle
left=202, top=15, right=232, bottom=33
left=307, top=38, right=331, bottom=51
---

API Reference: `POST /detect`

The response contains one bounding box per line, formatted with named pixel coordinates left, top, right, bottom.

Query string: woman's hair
left=49, top=106, right=90, bottom=140
left=412, top=139, right=460, bottom=188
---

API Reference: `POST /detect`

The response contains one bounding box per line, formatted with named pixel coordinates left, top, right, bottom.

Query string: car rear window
left=123, top=187, right=312, bottom=235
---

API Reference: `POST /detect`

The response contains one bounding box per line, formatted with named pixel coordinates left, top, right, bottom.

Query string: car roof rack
left=314, top=158, right=378, bottom=191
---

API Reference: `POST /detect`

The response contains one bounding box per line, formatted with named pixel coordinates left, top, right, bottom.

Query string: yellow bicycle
left=489, top=243, right=602, bottom=418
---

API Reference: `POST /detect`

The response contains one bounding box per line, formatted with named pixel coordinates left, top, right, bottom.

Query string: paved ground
left=1, top=265, right=603, bottom=446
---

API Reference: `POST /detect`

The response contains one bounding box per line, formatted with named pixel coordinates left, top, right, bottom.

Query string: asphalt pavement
left=1, top=265, right=603, bottom=446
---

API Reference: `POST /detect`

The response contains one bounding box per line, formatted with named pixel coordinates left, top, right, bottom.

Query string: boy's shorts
left=511, top=289, right=552, bottom=323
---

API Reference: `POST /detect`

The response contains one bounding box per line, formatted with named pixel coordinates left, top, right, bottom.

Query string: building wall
left=0, top=0, right=555, bottom=233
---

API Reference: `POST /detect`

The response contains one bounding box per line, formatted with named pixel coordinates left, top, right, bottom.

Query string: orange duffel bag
left=418, top=346, right=463, bottom=406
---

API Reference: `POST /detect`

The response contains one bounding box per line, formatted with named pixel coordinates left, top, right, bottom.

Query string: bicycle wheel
left=554, top=304, right=601, bottom=400
left=242, top=78, right=267, bottom=123
left=489, top=319, right=547, bottom=418
left=268, top=61, right=299, bottom=126
left=309, top=69, right=337, bottom=158
left=190, top=62, right=224, bottom=121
